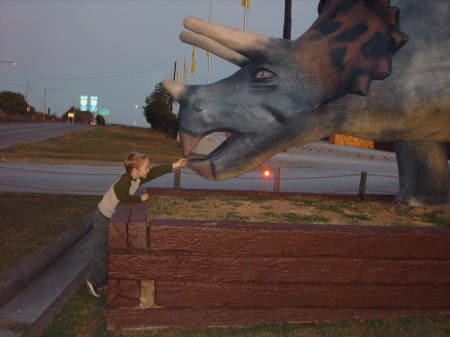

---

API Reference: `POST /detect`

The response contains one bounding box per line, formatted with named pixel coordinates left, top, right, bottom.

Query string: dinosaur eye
left=254, top=69, right=275, bottom=80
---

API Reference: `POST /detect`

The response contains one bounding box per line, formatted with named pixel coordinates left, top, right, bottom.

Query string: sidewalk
left=0, top=217, right=94, bottom=337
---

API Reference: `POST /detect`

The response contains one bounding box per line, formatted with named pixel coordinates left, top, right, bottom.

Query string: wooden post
left=174, top=168, right=181, bottom=189
left=274, top=167, right=281, bottom=193
left=358, top=171, right=367, bottom=200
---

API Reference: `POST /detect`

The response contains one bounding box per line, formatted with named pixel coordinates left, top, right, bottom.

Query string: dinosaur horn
left=162, top=80, right=186, bottom=101
left=180, top=31, right=249, bottom=67
left=183, top=16, right=271, bottom=57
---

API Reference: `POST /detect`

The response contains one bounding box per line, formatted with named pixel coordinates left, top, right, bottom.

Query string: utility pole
left=172, top=61, right=177, bottom=82
left=207, top=1, right=212, bottom=84
left=170, top=61, right=177, bottom=114
left=43, top=88, right=47, bottom=120
left=72, top=101, right=76, bottom=124
left=283, top=0, right=292, bottom=40
left=43, top=88, right=63, bottom=121
left=25, top=82, right=30, bottom=100
left=243, top=0, right=248, bottom=30
left=25, top=82, right=30, bottom=113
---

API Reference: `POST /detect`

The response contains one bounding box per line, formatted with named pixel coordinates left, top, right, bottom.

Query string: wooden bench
left=106, top=203, right=450, bottom=331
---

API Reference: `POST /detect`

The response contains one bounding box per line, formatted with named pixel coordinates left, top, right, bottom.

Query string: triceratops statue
left=163, top=0, right=450, bottom=206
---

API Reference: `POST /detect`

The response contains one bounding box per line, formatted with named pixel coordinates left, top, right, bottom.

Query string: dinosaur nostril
left=193, top=100, right=204, bottom=112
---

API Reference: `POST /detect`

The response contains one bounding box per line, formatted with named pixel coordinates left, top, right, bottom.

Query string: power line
left=0, top=64, right=172, bottom=81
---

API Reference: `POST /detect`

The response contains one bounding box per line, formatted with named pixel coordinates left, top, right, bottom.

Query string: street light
left=132, top=104, right=139, bottom=126
left=0, top=61, right=16, bottom=66
left=44, top=87, right=64, bottom=120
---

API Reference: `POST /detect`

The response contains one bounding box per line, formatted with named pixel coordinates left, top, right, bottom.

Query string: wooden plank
left=109, top=222, right=128, bottom=250
left=129, top=203, right=148, bottom=223
left=107, top=307, right=447, bottom=330
left=150, top=219, right=450, bottom=235
left=150, top=223, right=450, bottom=259
left=110, top=204, right=131, bottom=223
left=108, top=254, right=450, bottom=285
left=107, top=279, right=140, bottom=308
left=109, top=204, right=131, bottom=249
left=146, top=187, right=396, bottom=202
left=155, top=282, right=450, bottom=308
left=128, top=222, right=148, bottom=250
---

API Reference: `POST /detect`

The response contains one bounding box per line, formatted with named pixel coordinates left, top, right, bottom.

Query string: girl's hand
left=140, top=193, right=150, bottom=201
left=172, top=158, right=188, bottom=169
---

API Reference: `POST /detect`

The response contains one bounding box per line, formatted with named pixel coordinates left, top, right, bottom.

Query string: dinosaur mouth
left=180, top=130, right=241, bottom=180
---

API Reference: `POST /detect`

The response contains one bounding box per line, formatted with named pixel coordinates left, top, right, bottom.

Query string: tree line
left=143, top=82, right=178, bottom=139
left=0, top=83, right=178, bottom=138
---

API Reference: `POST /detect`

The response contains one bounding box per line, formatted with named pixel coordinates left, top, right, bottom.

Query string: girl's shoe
left=85, top=279, right=101, bottom=298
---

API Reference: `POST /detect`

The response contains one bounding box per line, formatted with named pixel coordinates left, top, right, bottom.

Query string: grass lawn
left=39, top=285, right=450, bottom=337
left=0, top=192, right=100, bottom=272
left=149, top=195, right=450, bottom=228
left=0, top=126, right=185, bottom=164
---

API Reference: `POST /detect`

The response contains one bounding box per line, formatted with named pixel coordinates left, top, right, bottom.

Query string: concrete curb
left=0, top=213, right=95, bottom=307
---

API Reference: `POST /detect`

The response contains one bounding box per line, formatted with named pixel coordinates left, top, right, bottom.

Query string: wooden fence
left=106, top=203, right=450, bottom=331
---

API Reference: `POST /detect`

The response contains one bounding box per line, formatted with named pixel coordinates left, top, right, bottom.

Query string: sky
left=0, top=0, right=318, bottom=126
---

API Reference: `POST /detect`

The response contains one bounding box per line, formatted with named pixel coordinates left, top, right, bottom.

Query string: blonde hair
left=124, top=152, right=149, bottom=173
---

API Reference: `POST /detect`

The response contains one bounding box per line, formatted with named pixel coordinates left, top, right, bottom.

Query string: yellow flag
left=241, top=0, right=250, bottom=10
left=183, top=58, right=188, bottom=84
left=191, top=47, right=197, bottom=74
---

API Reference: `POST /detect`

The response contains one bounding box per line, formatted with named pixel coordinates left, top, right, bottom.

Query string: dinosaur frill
left=315, top=0, right=409, bottom=97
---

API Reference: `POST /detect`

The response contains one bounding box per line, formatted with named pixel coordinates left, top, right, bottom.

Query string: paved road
left=0, top=142, right=401, bottom=195
left=0, top=123, right=90, bottom=149
left=0, top=124, right=402, bottom=195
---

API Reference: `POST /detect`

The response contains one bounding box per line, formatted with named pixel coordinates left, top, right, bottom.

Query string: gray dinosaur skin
left=180, top=43, right=327, bottom=179
left=179, top=0, right=450, bottom=206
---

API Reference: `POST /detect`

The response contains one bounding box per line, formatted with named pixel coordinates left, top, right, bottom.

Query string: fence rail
left=0, top=165, right=398, bottom=195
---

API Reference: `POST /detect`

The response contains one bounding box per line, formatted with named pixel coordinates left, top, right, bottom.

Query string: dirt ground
left=149, top=195, right=450, bottom=228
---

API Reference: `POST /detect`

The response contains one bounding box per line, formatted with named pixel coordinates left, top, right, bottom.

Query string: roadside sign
left=99, top=109, right=109, bottom=116
left=68, top=112, right=75, bottom=118
left=90, top=96, right=98, bottom=112
left=80, top=96, right=88, bottom=111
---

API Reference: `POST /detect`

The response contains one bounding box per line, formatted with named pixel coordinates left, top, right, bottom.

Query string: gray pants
left=88, top=207, right=110, bottom=287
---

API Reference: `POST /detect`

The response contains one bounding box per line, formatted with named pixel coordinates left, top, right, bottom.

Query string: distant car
left=90, top=120, right=96, bottom=126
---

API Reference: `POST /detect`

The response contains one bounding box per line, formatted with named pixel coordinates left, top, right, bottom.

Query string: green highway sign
left=99, top=109, right=109, bottom=116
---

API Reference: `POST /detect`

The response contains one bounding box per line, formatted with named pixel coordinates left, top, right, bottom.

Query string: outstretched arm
left=140, top=159, right=187, bottom=184
left=139, top=164, right=173, bottom=184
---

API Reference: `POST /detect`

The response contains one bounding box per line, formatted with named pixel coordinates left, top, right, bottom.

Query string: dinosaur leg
left=394, top=141, right=449, bottom=206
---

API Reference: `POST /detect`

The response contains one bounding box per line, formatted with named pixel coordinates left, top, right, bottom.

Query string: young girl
left=86, top=151, right=187, bottom=297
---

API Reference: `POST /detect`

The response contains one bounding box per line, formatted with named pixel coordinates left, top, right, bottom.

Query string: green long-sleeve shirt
left=98, top=164, right=172, bottom=217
